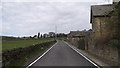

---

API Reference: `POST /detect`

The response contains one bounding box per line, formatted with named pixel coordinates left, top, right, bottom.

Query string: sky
left=1, top=0, right=112, bottom=37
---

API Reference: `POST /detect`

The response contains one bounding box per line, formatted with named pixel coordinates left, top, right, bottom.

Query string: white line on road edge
left=65, top=42, right=101, bottom=68
left=26, top=41, right=58, bottom=68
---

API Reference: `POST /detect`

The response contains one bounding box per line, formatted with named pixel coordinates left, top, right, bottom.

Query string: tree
left=33, top=35, right=37, bottom=38
left=88, top=29, right=92, bottom=31
left=40, top=34, right=43, bottom=38
left=38, top=32, right=40, bottom=38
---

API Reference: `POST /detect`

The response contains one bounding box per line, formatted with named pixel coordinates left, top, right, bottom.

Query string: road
left=28, top=40, right=98, bottom=67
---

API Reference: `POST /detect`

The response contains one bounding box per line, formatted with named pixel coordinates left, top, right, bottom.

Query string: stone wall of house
left=67, top=37, right=85, bottom=50
left=78, top=37, right=85, bottom=50
left=67, top=31, right=119, bottom=65
left=92, top=17, right=111, bottom=40
left=89, top=17, right=119, bottom=65
left=118, top=52, right=120, bottom=65
left=92, top=17, right=101, bottom=39
left=70, top=38, right=80, bottom=48
left=88, top=43, right=118, bottom=65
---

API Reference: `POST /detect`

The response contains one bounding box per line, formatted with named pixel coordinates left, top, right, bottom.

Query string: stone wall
left=90, top=16, right=119, bottom=65
left=67, top=37, right=85, bottom=50
left=92, top=17, right=111, bottom=41
left=118, top=52, right=120, bottom=65
left=88, top=43, right=118, bottom=65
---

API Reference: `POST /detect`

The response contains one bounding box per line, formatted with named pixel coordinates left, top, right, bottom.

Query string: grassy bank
left=2, top=38, right=54, bottom=51
left=4, top=41, right=56, bottom=68
left=0, top=41, right=1, bottom=51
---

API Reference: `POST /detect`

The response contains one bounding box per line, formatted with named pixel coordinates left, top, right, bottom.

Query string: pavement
left=27, top=40, right=99, bottom=68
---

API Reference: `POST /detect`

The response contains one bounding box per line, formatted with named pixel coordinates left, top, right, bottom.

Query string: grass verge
left=5, top=41, right=55, bottom=68
left=2, top=38, right=54, bottom=51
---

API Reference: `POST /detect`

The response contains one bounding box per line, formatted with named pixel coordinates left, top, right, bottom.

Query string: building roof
left=91, top=5, right=114, bottom=17
left=68, top=31, right=86, bottom=37
left=90, top=4, right=114, bottom=23
left=113, top=0, right=120, bottom=2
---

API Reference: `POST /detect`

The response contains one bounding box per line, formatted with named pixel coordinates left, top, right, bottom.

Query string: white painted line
left=26, top=41, right=58, bottom=68
left=65, top=42, right=101, bottom=68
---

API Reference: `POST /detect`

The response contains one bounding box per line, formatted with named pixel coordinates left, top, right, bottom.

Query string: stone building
left=67, top=30, right=91, bottom=50
left=90, top=3, right=119, bottom=65
left=91, top=4, right=114, bottom=40
left=113, top=0, right=120, bottom=2
left=49, top=32, right=55, bottom=38
left=43, top=34, right=49, bottom=38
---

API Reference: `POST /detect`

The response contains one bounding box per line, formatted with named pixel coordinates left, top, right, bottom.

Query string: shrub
left=108, top=39, right=120, bottom=48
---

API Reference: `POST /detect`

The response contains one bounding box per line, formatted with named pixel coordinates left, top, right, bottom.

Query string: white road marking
left=65, top=42, right=101, bottom=68
left=26, top=41, right=58, bottom=68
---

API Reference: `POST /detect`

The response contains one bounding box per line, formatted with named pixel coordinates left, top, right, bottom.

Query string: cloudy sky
left=1, top=0, right=112, bottom=37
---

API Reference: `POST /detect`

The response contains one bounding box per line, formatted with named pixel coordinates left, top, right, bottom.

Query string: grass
left=0, top=41, right=2, bottom=51
left=0, top=36, right=2, bottom=51
left=2, top=37, right=55, bottom=67
left=57, top=37, right=66, bottom=41
left=2, top=38, right=54, bottom=51
left=6, top=41, right=55, bottom=68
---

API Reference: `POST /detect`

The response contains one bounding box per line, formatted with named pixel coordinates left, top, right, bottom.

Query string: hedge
left=2, top=40, right=56, bottom=67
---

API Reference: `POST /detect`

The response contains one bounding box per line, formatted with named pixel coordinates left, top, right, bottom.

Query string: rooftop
left=90, top=4, right=114, bottom=23
left=91, top=5, right=114, bottom=17
left=68, top=30, right=91, bottom=37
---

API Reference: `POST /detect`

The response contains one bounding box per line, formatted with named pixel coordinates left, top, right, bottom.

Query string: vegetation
left=0, top=36, right=2, bottom=51
left=2, top=36, right=23, bottom=41
left=2, top=38, right=54, bottom=51
left=106, top=2, right=120, bottom=49
left=2, top=36, right=56, bottom=67
left=0, top=41, right=1, bottom=51
left=5, top=41, right=55, bottom=68
left=37, top=32, right=40, bottom=38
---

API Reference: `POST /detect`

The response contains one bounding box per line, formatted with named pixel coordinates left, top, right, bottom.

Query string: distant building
left=49, top=32, right=55, bottom=38
left=43, top=34, right=49, bottom=38
left=67, top=30, right=91, bottom=50
left=68, top=31, right=86, bottom=38
left=57, top=33, right=67, bottom=38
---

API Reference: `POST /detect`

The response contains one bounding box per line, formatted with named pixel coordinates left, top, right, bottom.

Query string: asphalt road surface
left=29, top=40, right=98, bottom=67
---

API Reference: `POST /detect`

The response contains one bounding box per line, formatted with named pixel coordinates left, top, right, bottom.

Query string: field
left=2, top=36, right=56, bottom=67
left=3, top=39, right=56, bottom=67
left=2, top=38, right=54, bottom=51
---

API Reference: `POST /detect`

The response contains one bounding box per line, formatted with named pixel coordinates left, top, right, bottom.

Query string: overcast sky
left=1, top=0, right=112, bottom=37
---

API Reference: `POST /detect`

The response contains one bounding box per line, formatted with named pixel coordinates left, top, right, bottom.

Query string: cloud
left=1, top=0, right=111, bottom=2
left=0, top=2, right=2, bottom=36
left=2, top=2, right=110, bottom=36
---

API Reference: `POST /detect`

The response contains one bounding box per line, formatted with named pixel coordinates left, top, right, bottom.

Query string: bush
left=108, top=39, right=120, bottom=48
